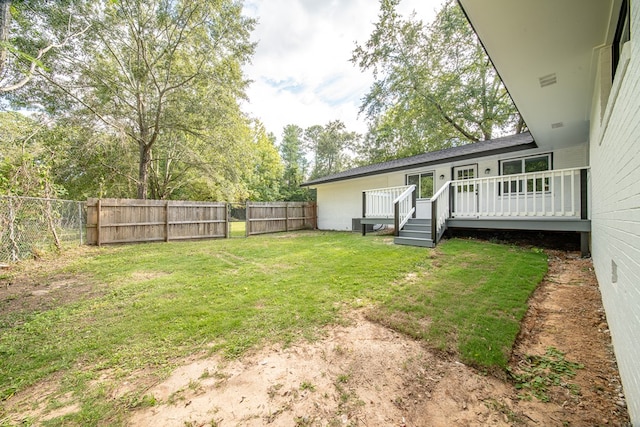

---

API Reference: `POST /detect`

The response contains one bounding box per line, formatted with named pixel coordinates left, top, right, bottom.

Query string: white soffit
left=458, top=0, right=616, bottom=149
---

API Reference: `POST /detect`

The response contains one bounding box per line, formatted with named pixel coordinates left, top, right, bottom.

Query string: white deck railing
left=451, top=167, right=588, bottom=218
left=430, top=181, right=451, bottom=243
left=363, top=185, right=414, bottom=218
left=394, top=185, right=416, bottom=232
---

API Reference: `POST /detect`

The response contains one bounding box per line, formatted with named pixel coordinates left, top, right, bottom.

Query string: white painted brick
left=589, top=2, right=640, bottom=422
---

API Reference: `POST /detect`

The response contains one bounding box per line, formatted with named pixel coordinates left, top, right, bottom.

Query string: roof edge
left=302, top=137, right=537, bottom=187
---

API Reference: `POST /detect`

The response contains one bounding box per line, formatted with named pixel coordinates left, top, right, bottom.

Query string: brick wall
left=589, top=1, right=640, bottom=421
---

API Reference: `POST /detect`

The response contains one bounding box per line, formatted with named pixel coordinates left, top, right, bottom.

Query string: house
left=302, top=131, right=590, bottom=249
left=458, top=1, right=640, bottom=424
left=306, top=0, right=639, bottom=423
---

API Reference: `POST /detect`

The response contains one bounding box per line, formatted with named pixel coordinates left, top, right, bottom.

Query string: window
left=613, top=0, right=631, bottom=81
left=406, top=172, right=434, bottom=199
left=500, top=154, right=551, bottom=194
left=455, top=166, right=475, bottom=193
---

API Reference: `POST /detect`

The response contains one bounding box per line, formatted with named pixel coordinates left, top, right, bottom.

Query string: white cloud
left=242, top=0, right=445, bottom=141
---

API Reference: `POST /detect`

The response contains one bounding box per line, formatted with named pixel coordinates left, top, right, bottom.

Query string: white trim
left=406, top=170, right=435, bottom=200
left=599, top=40, right=632, bottom=145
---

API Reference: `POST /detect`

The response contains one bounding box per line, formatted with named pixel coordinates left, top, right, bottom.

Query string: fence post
left=78, top=202, right=84, bottom=245
left=164, top=201, right=170, bottom=242
left=8, top=197, right=18, bottom=262
left=285, top=203, right=289, bottom=232
left=96, top=199, right=102, bottom=247
left=313, top=202, right=318, bottom=230
left=224, top=203, right=229, bottom=239
left=245, top=202, right=250, bottom=237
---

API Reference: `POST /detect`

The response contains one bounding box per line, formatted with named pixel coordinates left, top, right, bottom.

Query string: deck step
left=403, top=223, right=430, bottom=231
left=399, top=229, right=432, bottom=239
left=394, top=236, right=435, bottom=248
left=394, top=218, right=434, bottom=247
left=405, top=218, right=430, bottom=225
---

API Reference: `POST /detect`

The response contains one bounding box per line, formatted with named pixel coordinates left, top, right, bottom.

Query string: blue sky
left=242, top=0, right=446, bottom=141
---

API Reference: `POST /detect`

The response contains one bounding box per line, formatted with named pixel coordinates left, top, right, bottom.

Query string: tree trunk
left=0, top=0, right=11, bottom=74
left=138, top=143, right=151, bottom=199
left=515, top=115, right=526, bottom=134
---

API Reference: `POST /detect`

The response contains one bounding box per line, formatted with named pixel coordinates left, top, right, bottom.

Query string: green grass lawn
left=0, top=232, right=547, bottom=425
left=229, top=220, right=246, bottom=237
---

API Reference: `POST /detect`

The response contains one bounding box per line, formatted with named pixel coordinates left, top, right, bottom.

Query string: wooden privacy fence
left=86, top=199, right=228, bottom=245
left=86, top=199, right=317, bottom=245
left=246, top=202, right=317, bottom=236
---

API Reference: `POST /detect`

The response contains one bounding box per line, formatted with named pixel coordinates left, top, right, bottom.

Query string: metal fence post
left=78, top=202, right=84, bottom=245
left=8, top=197, right=18, bottom=262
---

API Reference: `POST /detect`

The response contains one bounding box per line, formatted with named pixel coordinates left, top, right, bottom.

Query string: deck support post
left=394, top=202, right=400, bottom=237
left=412, top=187, right=417, bottom=218
left=431, top=198, right=438, bottom=244
left=580, top=169, right=588, bottom=220
left=580, top=232, right=590, bottom=258
left=580, top=169, right=590, bottom=257
left=449, top=184, right=455, bottom=218
left=362, top=191, right=367, bottom=236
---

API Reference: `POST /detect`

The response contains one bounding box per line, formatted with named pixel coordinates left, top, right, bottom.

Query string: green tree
left=352, top=0, right=524, bottom=164
left=305, top=120, right=358, bottom=179
left=279, top=124, right=311, bottom=201
left=0, top=112, right=63, bottom=198
left=0, top=0, right=87, bottom=93
left=245, top=121, right=283, bottom=201
left=19, top=0, right=256, bottom=200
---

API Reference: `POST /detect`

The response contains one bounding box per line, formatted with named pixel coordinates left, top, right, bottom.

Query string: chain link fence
left=0, top=196, right=86, bottom=263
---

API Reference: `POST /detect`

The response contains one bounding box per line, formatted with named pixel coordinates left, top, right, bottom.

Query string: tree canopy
left=5, top=0, right=264, bottom=201
left=352, top=0, right=525, bottom=164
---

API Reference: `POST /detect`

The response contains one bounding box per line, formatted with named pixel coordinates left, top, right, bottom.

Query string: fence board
left=86, top=199, right=317, bottom=245
left=246, top=202, right=317, bottom=236
left=86, top=198, right=228, bottom=245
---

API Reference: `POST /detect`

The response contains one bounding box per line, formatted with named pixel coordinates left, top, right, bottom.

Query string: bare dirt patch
left=125, top=251, right=629, bottom=427
left=0, top=248, right=102, bottom=326
left=2, top=250, right=631, bottom=426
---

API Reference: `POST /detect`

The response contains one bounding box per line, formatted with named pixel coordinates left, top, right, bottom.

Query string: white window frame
left=499, top=153, right=552, bottom=195
left=406, top=171, right=435, bottom=200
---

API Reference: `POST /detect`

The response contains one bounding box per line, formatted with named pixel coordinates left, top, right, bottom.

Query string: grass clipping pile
left=131, top=251, right=628, bottom=426
left=3, top=251, right=631, bottom=426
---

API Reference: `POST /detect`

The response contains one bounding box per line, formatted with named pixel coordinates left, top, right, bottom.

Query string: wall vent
left=551, top=122, right=564, bottom=129
left=539, top=73, right=557, bottom=88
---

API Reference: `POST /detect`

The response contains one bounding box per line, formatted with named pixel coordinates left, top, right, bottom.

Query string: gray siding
left=589, top=1, right=640, bottom=421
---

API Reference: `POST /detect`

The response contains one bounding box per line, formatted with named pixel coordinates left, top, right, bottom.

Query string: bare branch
left=1, top=20, right=90, bottom=92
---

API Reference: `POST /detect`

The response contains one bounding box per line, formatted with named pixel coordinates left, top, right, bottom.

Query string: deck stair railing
left=393, top=185, right=417, bottom=236
left=451, top=167, right=589, bottom=218
left=430, top=181, right=451, bottom=244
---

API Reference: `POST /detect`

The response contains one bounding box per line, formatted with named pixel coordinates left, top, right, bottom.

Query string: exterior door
left=453, top=165, right=478, bottom=216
